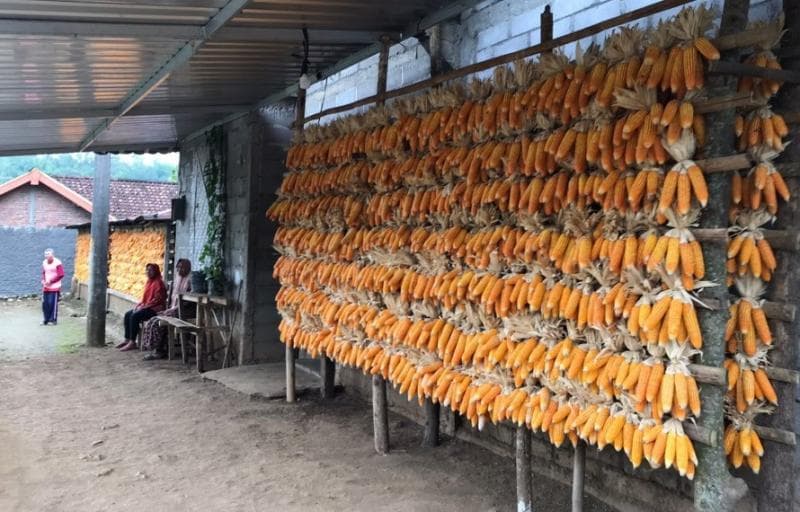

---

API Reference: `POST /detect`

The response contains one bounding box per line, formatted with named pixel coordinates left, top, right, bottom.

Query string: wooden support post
left=320, top=357, right=335, bottom=399
left=694, top=1, right=749, bottom=510
left=285, top=78, right=306, bottom=404
left=758, top=0, right=800, bottom=508
left=372, top=375, right=390, bottom=454
left=572, top=442, right=585, bottom=512
left=422, top=400, right=440, bottom=447
left=285, top=343, right=296, bottom=403
left=86, top=153, right=110, bottom=347
left=370, top=36, right=392, bottom=455
left=515, top=426, right=533, bottom=512
left=540, top=5, right=553, bottom=46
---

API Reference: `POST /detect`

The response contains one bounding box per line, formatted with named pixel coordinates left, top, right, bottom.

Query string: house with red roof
left=0, top=168, right=177, bottom=296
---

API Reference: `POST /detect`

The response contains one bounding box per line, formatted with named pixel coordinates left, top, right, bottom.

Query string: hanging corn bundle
left=737, top=16, right=786, bottom=99
left=724, top=403, right=770, bottom=473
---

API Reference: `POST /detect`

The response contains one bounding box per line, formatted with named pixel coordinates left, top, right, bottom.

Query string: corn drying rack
left=280, top=1, right=800, bottom=510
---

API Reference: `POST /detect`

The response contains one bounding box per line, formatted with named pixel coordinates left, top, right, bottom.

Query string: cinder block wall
left=176, top=106, right=292, bottom=364
left=0, top=227, right=75, bottom=297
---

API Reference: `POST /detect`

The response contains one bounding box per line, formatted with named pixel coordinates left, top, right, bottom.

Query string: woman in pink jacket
left=41, top=248, right=64, bottom=325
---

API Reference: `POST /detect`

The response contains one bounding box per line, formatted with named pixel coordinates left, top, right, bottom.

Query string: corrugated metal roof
left=0, top=0, right=465, bottom=155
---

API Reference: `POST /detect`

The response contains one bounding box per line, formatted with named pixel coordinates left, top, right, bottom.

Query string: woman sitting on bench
left=142, top=259, right=192, bottom=361
left=117, top=263, right=167, bottom=352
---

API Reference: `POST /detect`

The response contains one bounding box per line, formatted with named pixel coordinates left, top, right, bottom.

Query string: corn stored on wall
left=73, top=225, right=167, bottom=300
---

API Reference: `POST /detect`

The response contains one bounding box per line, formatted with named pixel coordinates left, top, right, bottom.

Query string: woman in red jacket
left=117, top=263, right=167, bottom=351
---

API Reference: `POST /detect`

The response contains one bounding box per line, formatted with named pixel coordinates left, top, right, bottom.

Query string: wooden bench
left=156, top=315, right=203, bottom=366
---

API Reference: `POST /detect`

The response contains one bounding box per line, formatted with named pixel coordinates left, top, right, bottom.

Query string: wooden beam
left=707, top=60, right=800, bottom=83
left=753, top=425, right=797, bottom=446
left=689, top=364, right=727, bottom=387
left=692, top=228, right=800, bottom=251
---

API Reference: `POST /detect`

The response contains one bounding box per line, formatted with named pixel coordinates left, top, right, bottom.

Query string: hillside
left=0, top=153, right=178, bottom=183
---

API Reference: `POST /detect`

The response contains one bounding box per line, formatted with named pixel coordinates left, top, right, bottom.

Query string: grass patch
left=55, top=321, right=85, bottom=354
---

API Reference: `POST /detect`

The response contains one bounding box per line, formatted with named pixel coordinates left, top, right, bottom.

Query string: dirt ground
left=0, top=299, right=615, bottom=512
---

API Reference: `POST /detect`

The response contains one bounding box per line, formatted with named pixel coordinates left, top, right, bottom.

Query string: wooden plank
left=764, top=366, right=800, bottom=385
left=695, top=92, right=767, bottom=114
left=707, top=60, right=800, bottom=83
left=753, top=425, right=797, bottom=446
left=696, top=153, right=751, bottom=173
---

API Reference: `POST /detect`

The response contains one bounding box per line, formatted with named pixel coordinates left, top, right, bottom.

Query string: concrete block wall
left=305, top=41, right=432, bottom=124
left=0, top=227, right=75, bottom=297
left=247, top=104, right=293, bottom=363
left=176, top=104, right=292, bottom=365
left=175, top=143, right=210, bottom=266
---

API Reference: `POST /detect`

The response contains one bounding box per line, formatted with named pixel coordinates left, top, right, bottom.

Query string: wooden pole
left=372, top=374, right=390, bottom=454
left=572, top=442, right=585, bottom=512
left=86, top=153, right=110, bottom=347
left=694, top=1, right=749, bottom=510
left=540, top=5, right=553, bottom=48
left=515, top=427, right=533, bottom=512
left=422, top=400, right=440, bottom=447
left=286, top=86, right=305, bottom=404
left=320, top=356, right=335, bottom=399
left=285, top=341, right=296, bottom=403
left=371, top=36, right=392, bottom=455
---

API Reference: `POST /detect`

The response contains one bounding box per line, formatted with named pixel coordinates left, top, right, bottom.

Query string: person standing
left=41, top=248, right=64, bottom=325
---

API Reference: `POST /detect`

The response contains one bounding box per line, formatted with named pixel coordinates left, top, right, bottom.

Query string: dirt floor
left=0, top=298, right=616, bottom=512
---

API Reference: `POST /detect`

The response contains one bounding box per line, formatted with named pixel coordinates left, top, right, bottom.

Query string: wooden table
left=177, top=293, right=230, bottom=372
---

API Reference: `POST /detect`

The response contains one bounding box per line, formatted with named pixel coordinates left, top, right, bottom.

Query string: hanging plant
left=199, top=126, right=226, bottom=294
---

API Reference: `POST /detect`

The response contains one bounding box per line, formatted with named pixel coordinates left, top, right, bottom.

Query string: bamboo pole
left=693, top=1, right=749, bottom=510
left=372, top=36, right=392, bottom=455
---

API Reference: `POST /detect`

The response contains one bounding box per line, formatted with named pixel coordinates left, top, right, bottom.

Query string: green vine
left=199, top=126, right=226, bottom=289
